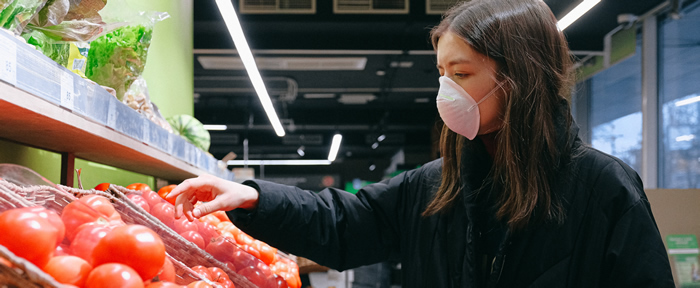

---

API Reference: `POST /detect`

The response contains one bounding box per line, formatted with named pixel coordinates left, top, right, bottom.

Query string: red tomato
left=146, top=282, right=184, bottom=288
left=78, top=195, right=122, bottom=223
left=253, top=240, right=276, bottom=265
left=54, top=244, right=70, bottom=256
left=207, top=267, right=229, bottom=282
left=43, top=255, right=92, bottom=287
left=231, top=248, right=258, bottom=272
left=173, top=217, right=198, bottom=233
left=224, top=262, right=237, bottom=273
left=126, top=183, right=152, bottom=192
left=85, top=263, right=144, bottom=288
left=62, top=200, right=105, bottom=241
left=70, top=222, right=112, bottom=263
left=255, top=258, right=274, bottom=279
left=151, top=202, right=176, bottom=229
left=212, top=211, right=230, bottom=223
left=217, top=278, right=235, bottom=288
left=234, top=232, right=254, bottom=246
left=205, top=236, right=237, bottom=263
left=186, top=281, right=213, bottom=288
left=159, top=257, right=176, bottom=283
left=216, top=221, right=233, bottom=231
left=179, top=231, right=206, bottom=250
left=238, top=266, right=270, bottom=288
left=272, top=274, right=289, bottom=288
left=157, top=185, right=177, bottom=205
left=190, top=265, right=213, bottom=281
left=278, top=272, right=299, bottom=288
left=242, top=244, right=261, bottom=260
left=142, top=190, right=164, bottom=209
left=94, top=183, right=110, bottom=191
left=0, top=209, right=58, bottom=267
left=147, top=282, right=184, bottom=288
left=126, top=194, right=151, bottom=213
left=194, top=220, right=220, bottom=244
left=15, top=206, right=65, bottom=246
left=216, top=279, right=236, bottom=288
left=92, top=225, right=166, bottom=281
left=199, top=214, right=221, bottom=226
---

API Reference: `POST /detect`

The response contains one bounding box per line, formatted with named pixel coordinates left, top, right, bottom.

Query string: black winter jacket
left=229, top=123, right=675, bottom=287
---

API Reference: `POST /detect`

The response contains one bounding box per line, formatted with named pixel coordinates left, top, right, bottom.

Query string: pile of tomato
left=119, top=183, right=301, bottom=288
left=0, top=194, right=194, bottom=288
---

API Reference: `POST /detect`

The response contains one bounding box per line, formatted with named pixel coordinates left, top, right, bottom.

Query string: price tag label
left=0, top=35, right=17, bottom=86
left=60, top=70, right=75, bottom=110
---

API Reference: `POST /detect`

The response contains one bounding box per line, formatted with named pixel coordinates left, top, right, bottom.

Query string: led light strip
left=557, top=0, right=601, bottom=31
left=215, top=0, right=285, bottom=137
left=228, top=160, right=332, bottom=166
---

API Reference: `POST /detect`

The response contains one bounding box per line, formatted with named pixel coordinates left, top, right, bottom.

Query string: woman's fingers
left=166, top=177, right=201, bottom=201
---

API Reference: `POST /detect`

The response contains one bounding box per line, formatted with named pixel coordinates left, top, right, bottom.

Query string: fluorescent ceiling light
left=557, top=0, right=601, bottom=31
left=675, top=95, right=700, bottom=107
left=215, top=0, right=285, bottom=137
left=303, top=93, right=336, bottom=99
left=676, top=135, right=695, bottom=142
left=228, top=160, right=332, bottom=166
left=328, top=134, right=343, bottom=161
left=203, top=124, right=227, bottom=131
left=338, top=94, right=377, bottom=105
left=197, top=56, right=367, bottom=71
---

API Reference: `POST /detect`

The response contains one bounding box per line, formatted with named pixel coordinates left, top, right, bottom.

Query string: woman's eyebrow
left=436, top=58, right=472, bottom=69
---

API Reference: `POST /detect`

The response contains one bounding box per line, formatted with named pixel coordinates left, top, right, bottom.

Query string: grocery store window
left=579, top=37, right=644, bottom=173
left=659, top=1, right=700, bottom=188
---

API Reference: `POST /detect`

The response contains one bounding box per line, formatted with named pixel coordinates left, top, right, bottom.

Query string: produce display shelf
left=0, top=30, right=232, bottom=183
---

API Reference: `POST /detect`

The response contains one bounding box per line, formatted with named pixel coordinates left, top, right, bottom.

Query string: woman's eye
left=454, top=73, right=467, bottom=78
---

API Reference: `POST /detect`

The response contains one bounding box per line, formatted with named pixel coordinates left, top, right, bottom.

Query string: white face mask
left=436, top=76, right=503, bottom=140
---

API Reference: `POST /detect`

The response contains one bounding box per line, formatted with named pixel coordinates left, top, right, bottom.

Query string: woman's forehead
left=436, top=33, right=487, bottom=68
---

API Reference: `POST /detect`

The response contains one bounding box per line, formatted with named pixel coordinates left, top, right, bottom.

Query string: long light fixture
left=676, top=135, right=696, bottom=142
left=228, top=160, right=332, bottom=166
left=203, top=124, right=227, bottom=131
left=328, top=134, right=343, bottom=162
left=215, top=0, right=285, bottom=137
left=675, top=95, right=700, bottom=107
left=557, top=0, right=601, bottom=31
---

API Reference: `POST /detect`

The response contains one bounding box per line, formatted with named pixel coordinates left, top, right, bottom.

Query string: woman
left=168, top=0, right=674, bottom=286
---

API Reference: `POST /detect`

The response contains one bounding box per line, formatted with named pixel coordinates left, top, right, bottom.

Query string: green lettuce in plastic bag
left=22, top=28, right=69, bottom=66
left=0, top=0, right=49, bottom=33
left=85, top=24, right=151, bottom=100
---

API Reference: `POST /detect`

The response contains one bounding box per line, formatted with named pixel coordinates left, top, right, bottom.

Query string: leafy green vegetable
left=0, top=0, right=48, bottom=33
left=85, top=25, right=152, bottom=100
left=167, top=115, right=211, bottom=152
left=0, top=0, right=12, bottom=13
left=22, top=29, right=69, bottom=66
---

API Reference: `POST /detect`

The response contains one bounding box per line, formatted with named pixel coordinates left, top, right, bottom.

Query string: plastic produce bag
left=0, top=0, right=49, bottom=34
left=123, top=77, right=173, bottom=133
left=167, top=115, right=211, bottom=152
left=26, top=0, right=107, bottom=42
left=30, top=0, right=68, bottom=27
left=21, top=28, right=69, bottom=66
left=85, top=11, right=168, bottom=100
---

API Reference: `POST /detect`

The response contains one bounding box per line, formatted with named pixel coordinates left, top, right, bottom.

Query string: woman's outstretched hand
left=166, top=174, right=259, bottom=221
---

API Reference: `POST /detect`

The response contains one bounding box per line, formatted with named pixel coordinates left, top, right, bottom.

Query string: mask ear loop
left=466, top=79, right=508, bottom=112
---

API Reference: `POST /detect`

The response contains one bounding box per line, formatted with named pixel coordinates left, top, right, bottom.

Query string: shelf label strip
left=0, top=32, right=17, bottom=86
left=60, top=70, right=75, bottom=110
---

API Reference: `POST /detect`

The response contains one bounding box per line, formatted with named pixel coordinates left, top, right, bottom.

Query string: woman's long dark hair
left=423, top=0, right=575, bottom=231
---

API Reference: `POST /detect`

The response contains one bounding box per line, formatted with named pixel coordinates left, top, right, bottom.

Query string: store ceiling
left=192, top=0, right=666, bottom=168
